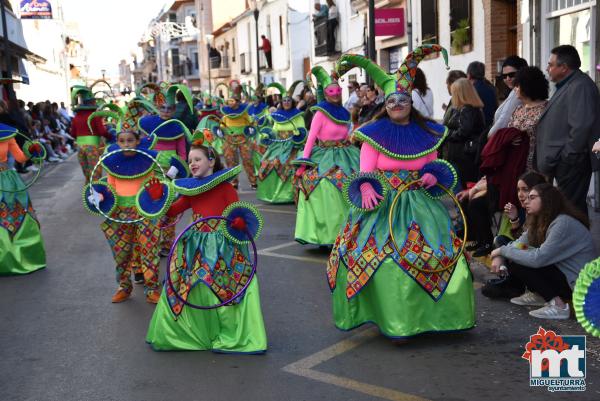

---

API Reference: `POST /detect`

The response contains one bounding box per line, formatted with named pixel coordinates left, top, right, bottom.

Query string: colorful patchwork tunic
left=327, top=118, right=475, bottom=338
left=145, top=166, right=267, bottom=353
left=257, top=108, right=306, bottom=203
left=0, top=123, right=45, bottom=275
left=294, top=101, right=359, bottom=245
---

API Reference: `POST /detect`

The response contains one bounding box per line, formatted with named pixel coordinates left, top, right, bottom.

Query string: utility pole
left=368, top=0, right=375, bottom=62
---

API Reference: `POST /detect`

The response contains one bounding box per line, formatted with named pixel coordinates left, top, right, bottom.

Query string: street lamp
left=252, top=1, right=260, bottom=87
left=206, top=34, right=214, bottom=94
left=101, top=69, right=106, bottom=81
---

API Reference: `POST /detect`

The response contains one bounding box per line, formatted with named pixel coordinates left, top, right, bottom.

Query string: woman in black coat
left=442, top=78, right=486, bottom=187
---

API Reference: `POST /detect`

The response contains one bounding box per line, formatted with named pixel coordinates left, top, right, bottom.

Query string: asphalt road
left=1, top=155, right=599, bottom=401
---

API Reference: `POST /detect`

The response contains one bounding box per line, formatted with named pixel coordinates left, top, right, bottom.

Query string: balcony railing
left=314, top=16, right=332, bottom=57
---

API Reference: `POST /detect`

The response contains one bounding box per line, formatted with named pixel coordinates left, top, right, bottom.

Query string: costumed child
left=70, top=85, right=113, bottom=183
left=220, top=90, right=257, bottom=190
left=256, top=82, right=307, bottom=204
left=0, top=123, right=46, bottom=275
left=196, top=93, right=224, bottom=155
left=141, top=132, right=267, bottom=353
left=327, top=46, right=475, bottom=339
left=83, top=130, right=163, bottom=303
left=293, top=67, right=359, bottom=246
left=138, top=83, right=192, bottom=257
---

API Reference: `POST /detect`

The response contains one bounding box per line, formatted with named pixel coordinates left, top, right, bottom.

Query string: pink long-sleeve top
left=359, top=142, right=437, bottom=172
left=153, top=137, right=187, bottom=160
left=0, top=138, right=27, bottom=164
left=302, top=111, right=350, bottom=158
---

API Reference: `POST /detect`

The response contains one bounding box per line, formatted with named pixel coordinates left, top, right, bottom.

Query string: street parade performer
left=138, top=83, right=192, bottom=256
left=256, top=82, right=307, bottom=204
left=293, top=67, right=359, bottom=246
left=327, top=45, right=475, bottom=339
left=0, top=123, right=46, bottom=275
left=246, top=84, right=270, bottom=174
left=220, top=91, right=257, bottom=190
left=70, top=85, right=113, bottom=183
left=83, top=130, right=164, bottom=304
left=141, top=132, right=267, bottom=353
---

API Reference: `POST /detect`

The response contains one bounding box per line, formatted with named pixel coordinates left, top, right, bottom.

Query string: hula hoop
left=86, top=148, right=166, bottom=224
left=166, top=215, right=258, bottom=310
left=388, top=180, right=467, bottom=273
left=0, top=131, right=45, bottom=192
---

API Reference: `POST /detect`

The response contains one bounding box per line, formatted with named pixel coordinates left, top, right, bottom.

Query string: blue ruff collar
left=354, top=119, right=447, bottom=160
left=221, top=104, right=249, bottom=118
left=139, top=115, right=185, bottom=140
left=173, top=165, right=242, bottom=196
left=271, top=108, right=303, bottom=123
left=310, top=101, right=350, bottom=124
left=248, top=103, right=268, bottom=117
left=101, top=143, right=158, bottom=178
left=0, top=123, right=17, bottom=141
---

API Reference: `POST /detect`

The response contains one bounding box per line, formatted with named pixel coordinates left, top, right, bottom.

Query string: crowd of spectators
left=0, top=99, right=75, bottom=173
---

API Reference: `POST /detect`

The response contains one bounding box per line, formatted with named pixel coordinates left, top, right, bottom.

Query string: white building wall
left=412, top=0, right=486, bottom=121
left=11, top=0, right=70, bottom=104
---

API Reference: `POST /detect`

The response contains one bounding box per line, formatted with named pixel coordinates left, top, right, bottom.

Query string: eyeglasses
left=385, top=94, right=412, bottom=109
left=527, top=194, right=540, bottom=200
left=501, top=72, right=517, bottom=80
left=282, top=98, right=293, bottom=103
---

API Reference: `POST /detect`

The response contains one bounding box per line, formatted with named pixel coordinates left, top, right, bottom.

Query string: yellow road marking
left=282, top=328, right=431, bottom=401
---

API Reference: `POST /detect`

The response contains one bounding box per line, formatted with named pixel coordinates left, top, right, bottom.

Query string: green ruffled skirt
left=0, top=168, right=46, bottom=275
left=327, top=170, right=475, bottom=338
left=146, top=220, right=267, bottom=353
left=295, top=144, right=359, bottom=245
left=257, top=141, right=297, bottom=204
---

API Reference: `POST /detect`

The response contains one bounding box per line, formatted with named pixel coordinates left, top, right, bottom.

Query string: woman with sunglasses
left=488, top=56, right=528, bottom=138
left=256, top=83, right=306, bottom=204
left=490, top=184, right=596, bottom=319
left=293, top=67, right=359, bottom=246
left=327, top=46, right=475, bottom=340
left=506, top=67, right=549, bottom=170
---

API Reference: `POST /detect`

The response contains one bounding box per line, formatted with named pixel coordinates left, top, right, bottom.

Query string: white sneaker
left=529, top=299, right=570, bottom=320
left=48, top=156, right=59, bottom=162
left=510, top=290, right=546, bottom=306
left=27, top=165, right=39, bottom=172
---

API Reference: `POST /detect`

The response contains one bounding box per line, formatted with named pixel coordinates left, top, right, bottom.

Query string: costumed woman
left=293, top=67, right=358, bottom=246
left=70, top=85, right=113, bottom=183
left=142, top=132, right=267, bottom=353
left=0, top=123, right=46, bottom=274
left=138, top=83, right=192, bottom=257
left=246, top=84, right=270, bottom=175
left=256, top=82, right=307, bottom=204
left=327, top=46, right=475, bottom=339
left=83, top=130, right=163, bottom=303
left=220, top=90, right=257, bottom=190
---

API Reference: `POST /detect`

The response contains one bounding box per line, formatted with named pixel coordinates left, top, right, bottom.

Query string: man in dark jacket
left=536, top=45, right=600, bottom=215
left=467, top=61, right=497, bottom=128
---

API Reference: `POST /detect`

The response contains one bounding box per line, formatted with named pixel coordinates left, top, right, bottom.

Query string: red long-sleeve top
left=167, top=182, right=238, bottom=217
left=70, top=110, right=111, bottom=139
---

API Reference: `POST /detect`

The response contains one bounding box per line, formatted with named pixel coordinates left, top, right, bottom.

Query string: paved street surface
left=1, top=156, right=599, bottom=401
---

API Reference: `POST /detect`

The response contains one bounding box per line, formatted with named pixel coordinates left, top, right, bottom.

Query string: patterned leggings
left=78, top=145, right=103, bottom=183
left=101, top=206, right=161, bottom=294
left=223, top=137, right=256, bottom=186
left=159, top=215, right=177, bottom=252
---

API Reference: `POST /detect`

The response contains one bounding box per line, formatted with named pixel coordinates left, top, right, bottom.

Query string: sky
left=58, top=0, right=310, bottom=77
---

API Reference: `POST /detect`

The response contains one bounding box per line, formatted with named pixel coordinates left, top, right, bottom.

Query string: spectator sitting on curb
left=490, top=183, right=597, bottom=319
